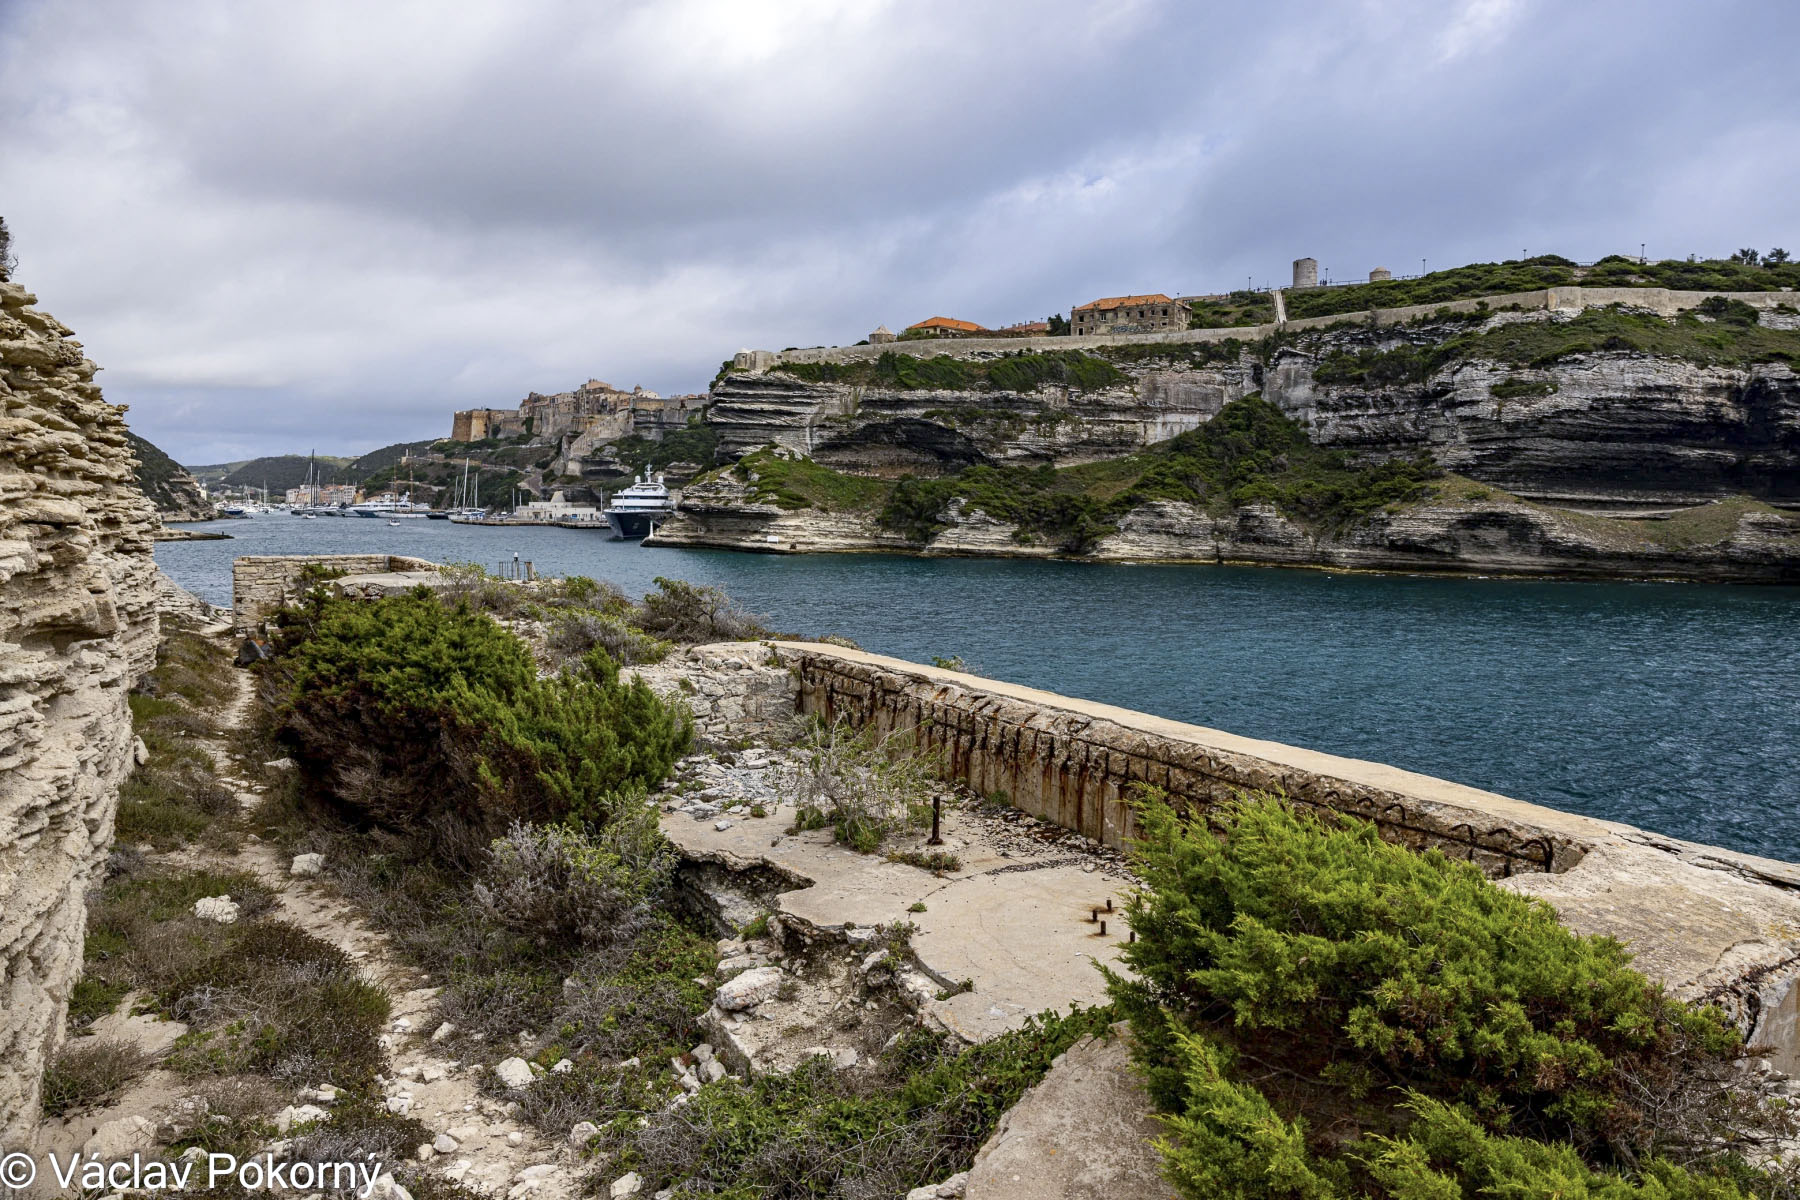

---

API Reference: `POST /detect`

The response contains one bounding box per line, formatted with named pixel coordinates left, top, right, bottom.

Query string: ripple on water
left=156, top=518, right=1800, bottom=860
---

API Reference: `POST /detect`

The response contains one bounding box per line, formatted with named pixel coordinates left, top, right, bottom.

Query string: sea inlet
left=157, top=517, right=1800, bottom=861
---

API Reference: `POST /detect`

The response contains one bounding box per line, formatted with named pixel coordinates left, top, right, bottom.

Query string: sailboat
left=447, top=459, right=487, bottom=522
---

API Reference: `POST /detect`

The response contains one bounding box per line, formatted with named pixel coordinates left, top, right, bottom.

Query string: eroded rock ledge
left=0, top=280, right=160, bottom=1142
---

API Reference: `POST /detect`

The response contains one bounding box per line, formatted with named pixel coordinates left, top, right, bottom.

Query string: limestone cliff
left=706, top=364, right=1254, bottom=474
left=0, top=281, right=159, bottom=1143
left=650, top=469, right=1800, bottom=581
left=709, top=310, right=1800, bottom=508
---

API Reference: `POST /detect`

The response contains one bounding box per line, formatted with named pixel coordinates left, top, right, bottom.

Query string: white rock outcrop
left=0, top=279, right=159, bottom=1144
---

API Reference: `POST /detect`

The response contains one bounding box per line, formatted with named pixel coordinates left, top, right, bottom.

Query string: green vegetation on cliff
left=733, top=447, right=890, bottom=511
left=1285, top=254, right=1800, bottom=321
left=1185, top=290, right=1276, bottom=328
left=1314, top=304, right=1800, bottom=388
left=125, top=431, right=210, bottom=516
left=776, top=349, right=1126, bottom=393
left=880, top=395, right=1440, bottom=551
left=1110, top=792, right=1779, bottom=1199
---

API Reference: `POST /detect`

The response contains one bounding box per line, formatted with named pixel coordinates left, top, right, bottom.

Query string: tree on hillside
left=1046, top=313, right=1070, bottom=336
left=1730, top=247, right=1761, bottom=266
left=1767, top=248, right=1791, bottom=265
left=0, top=217, right=15, bottom=282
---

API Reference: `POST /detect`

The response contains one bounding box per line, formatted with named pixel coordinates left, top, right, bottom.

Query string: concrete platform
left=660, top=797, right=1127, bottom=1043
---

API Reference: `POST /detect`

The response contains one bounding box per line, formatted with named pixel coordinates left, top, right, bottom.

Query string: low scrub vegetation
left=731, top=447, right=890, bottom=512
left=1285, top=255, right=1582, bottom=320
left=40, top=1038, right=151, bottom=1116
left=1186, top=290, right=1277, bottom=328
left=880, top=395, right=1440, bottom=549
left=117, top=630, right=238, bottom=850
left=1311, top=304, right=1800, bottom=389
left=1108, top=791, right=1792, bottom=1199
left=785, top=719, right=941, bottom=853
left=614, top=1008, right=1114, bottom=1199
left=260, top=587, right=691, bottom=842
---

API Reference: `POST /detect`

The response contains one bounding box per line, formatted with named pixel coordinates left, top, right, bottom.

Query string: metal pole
left=928, top=794, right=942, bottom=846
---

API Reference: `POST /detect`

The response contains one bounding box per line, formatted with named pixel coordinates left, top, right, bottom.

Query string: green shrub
left=635, top=576, right=770, bottom=643
left=618, top=1007, right=1114, bottom=1198
left=785, top=720, right=940, bottom=853
left=1108, top=792, right=1765, bottom=1199
left=265, top=589, right=689, bottom=839
left=474, top=821, right=671, bottom=950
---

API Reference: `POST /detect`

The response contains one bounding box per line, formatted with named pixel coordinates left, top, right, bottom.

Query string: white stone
left=701, top=1059, right=726, bottom=1084
left=132, top=736, right=149, bottom=766
left=516, top=1164, right=557, bottom=1182
left=83, top=1114, right=154, bottom=1159
left=713, top=965, right=785, bottom=1012
left=274, top=1103, right=329, bottom=1133
left=264, top=757, right=296, bottom=770
left=691, top=1042, right=715, bottom=1063
left=508, top=1131, right=524, bottom=1146
left=419, top=1063, right=445, bottom=1083
left=415, top=1144, right=435, bottom=1162
left=494, top=1056, right=535, bottom=1089
left=290, top=852, right=325, bottom=877
left=569, top=1120, right=598, bottom=1145
left=936, top=1171, right=969, bottom=1197
left=431, top=1021, right=456, bottom=1042
left=611, top=1172, right=643, bottom=1198
left=713, top=820, right=733, bottom=831
left=193, top=895, right=240, bottom=924
left=551, top=1057, right=573, bottom=1074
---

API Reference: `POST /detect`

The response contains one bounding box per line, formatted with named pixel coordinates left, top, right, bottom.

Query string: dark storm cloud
left=0, top=0, right=1794, bottom=462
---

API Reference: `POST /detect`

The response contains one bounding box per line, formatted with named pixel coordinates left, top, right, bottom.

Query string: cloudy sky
left=2, top=0, right=1795, bottom=464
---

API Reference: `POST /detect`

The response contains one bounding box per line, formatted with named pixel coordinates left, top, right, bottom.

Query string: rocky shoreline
left=649, top=471, right=1800, bottom=583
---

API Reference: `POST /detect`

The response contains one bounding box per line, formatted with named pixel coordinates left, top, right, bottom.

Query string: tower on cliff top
left=1292, top=257, right=1319, bottom=288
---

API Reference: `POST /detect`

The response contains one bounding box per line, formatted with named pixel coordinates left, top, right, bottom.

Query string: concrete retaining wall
left=232, top=554, right=439, bottom=625
left=766, top=287, right=1796, bottom=367
left=762, top=641, right=1800, bottom=1064
left=772, top=641, right=1597, bottom=875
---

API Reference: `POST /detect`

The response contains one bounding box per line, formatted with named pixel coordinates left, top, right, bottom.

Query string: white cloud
left=0, top=0, right=1794, bottom=461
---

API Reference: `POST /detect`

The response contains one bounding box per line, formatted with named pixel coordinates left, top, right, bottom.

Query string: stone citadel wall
left=759, top=287, right=1794, bottom=367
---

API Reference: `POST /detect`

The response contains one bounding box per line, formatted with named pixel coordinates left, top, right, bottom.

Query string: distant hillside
left=125, top=432, right=213, bottom=519
left=187, top=443, right=435, bottom=494
left=340, top=440, right=437, bottom=482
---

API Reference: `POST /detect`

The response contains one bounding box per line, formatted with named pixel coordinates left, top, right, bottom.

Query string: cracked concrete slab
left=660, top=797, right=1129, bottom=1043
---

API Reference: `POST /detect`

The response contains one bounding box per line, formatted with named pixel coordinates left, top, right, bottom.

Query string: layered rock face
left=651, top=486, right=1800, bottom=581
left=712, top=316, right=1800, bottom=508
left=705, top=366, right=1254, bottom=473
left=0, top=281, right=159, bottom=1143
left=1265, top=340, right=1800, bottom=508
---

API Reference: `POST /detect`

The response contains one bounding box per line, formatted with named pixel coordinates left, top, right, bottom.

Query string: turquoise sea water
left=155, top=517, right=1800, bottom=861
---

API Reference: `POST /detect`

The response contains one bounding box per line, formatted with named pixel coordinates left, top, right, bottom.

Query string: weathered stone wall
left=631, top=642, right=799, bottom=746
left=762, top=287, right=1794, bottom=366
left=0, top=281, right=160, bottom=1144
left=762, top=641, right=1800, bottom=1066
left=231, top=553, right=439, bottom=625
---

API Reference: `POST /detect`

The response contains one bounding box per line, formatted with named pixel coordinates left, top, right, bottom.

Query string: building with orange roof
left=1070, top=293, right=1185, bottom=337
left=995, top=320, right=1051, bottom=338
left=904, top=316, right=989, bottom=339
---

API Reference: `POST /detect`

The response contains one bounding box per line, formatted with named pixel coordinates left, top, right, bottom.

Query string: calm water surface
left=156, top=517, right=1800, bottom=861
